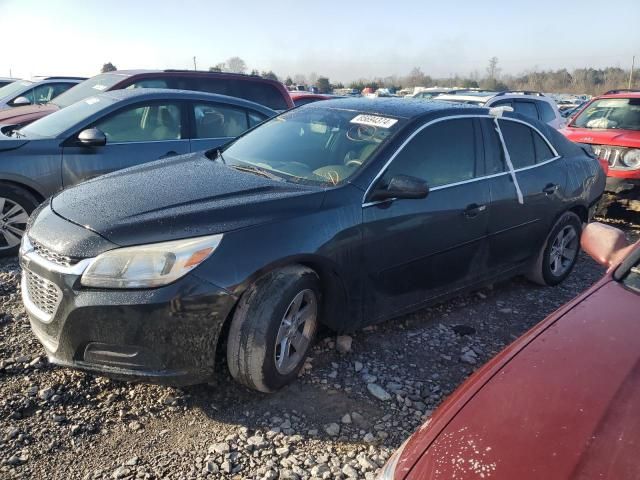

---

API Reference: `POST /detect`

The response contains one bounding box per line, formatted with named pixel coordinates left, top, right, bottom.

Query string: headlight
left=81, top=234, right=223, bottom=288
left=621, top=149, right=640, bottom=169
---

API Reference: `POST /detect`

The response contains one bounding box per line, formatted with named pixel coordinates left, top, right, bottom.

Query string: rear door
left=188, top=101, right=268, bottom=152
left=362, top=117, right=490, bottom=320
left=61, top=100, right=190, bottom=188
left=482, top=117, right=566, bottom=272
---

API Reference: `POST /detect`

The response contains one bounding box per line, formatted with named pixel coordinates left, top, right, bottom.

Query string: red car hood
left=561, top=126, right=640, bottom=149
left=0, top=103, right=59, bottom=126
left=400, top=277, right=640, bottom=479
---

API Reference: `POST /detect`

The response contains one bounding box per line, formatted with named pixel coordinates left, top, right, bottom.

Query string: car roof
left=94, top=88, right=276, bottom=113
left=111, top=69, right=283, bottom=84
left=303, top=97, right=481, bottom=119
left=596, top=89, right=640, bottom=100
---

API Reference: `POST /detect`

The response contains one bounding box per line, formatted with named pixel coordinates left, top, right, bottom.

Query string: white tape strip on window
left=493, top=118, right=524, bottom=204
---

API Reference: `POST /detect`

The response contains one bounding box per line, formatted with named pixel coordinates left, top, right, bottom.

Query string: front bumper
left=20, top=244, right=237, bottom=386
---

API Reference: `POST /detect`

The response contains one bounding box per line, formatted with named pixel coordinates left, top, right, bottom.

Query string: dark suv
left=0, top=70, right=293, bottom=128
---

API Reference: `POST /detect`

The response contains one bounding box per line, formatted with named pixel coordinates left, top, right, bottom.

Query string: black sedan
left=20, top=98, right=605, bottom=392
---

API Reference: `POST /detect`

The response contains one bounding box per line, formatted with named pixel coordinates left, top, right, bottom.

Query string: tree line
left=100, top=57, right=638, bottom=95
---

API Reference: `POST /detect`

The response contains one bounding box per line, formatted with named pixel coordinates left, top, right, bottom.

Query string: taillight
left=597, top=157, right=609, bottom=175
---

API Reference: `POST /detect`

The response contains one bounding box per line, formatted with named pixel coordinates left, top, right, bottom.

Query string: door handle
left=463, top=203, right=487, bottom=218
left=158, top=151, right=178, bottom=159
left=543, top=183, right=559, bottom=195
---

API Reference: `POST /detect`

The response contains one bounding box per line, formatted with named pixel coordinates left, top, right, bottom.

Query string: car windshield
left=572, top=98, right=640, bottom=131
left=0, top=80, right=32, bottom=100
left=220, top=107, right=403, bottom=186
left=19, top=95, right=114, bottom=138
left=51, top=73, right=127, bottom=108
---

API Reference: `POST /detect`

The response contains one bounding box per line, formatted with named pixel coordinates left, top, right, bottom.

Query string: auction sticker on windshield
left=351, top=114, right=398, bottom=129
left=92, top=84, right=108, bottom=91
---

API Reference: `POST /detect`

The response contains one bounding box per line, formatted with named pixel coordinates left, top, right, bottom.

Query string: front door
left=61, top=101, right=190, bottom=188
left=362, top=118, right=490, bottom=321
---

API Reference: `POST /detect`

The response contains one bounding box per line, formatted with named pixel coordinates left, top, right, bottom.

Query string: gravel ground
left=1, top=216, right=638, bottom=480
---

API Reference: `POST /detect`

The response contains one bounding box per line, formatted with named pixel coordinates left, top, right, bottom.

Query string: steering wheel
left=345, top=159, right=362, bottom=168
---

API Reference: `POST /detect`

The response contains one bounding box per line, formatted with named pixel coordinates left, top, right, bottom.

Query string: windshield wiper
left=11, top=129, right=25, bottom=138
left=229, top=164, right=283, bottom=181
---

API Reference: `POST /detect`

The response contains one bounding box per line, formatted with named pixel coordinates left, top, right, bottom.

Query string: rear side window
left=532, top=130, right=555, bottom=162
left=514, top=101, right=540, bottom=120
left=383, top=118, right=478, bottom=188
left=538, top=101, right=556, bottom=123
left=498, top=119, right=536, bottom=168
left=193, top=103, right=249, bottom=138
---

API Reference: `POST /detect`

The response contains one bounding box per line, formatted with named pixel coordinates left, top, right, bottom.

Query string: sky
left=0, top=0, right=638, bottom=83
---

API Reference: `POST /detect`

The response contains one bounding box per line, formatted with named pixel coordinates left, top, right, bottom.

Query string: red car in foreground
left=561, top=89, right=640, bottom=213
left=378, top=222, right=639, bottom=479
left=288, top=91, right=340, bottom=107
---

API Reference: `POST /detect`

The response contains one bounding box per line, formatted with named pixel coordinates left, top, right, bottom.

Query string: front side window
left=194, top=103, right=249, bottom=138
left=572, top=98, right=640, bottom=131
left=248, top=111, right=267, bottom=127
left=127, top=79, right=169, bottom=89
left=95, top=103, right=182, bottom=142
left=382, top=118, right=478, bottom=188
left=498, top=119, right=536, bottom=168
left=221, top=108, right=402, bottom=186
left=27, top=83, right=74, bottom=104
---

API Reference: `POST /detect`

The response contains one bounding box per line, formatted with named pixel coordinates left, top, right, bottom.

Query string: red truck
left=561, top=89, right=640, bottom=214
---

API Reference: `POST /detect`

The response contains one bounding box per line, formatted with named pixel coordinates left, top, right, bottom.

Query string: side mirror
left=11, top=96, right=31, bottom=106
left=77, top=128, right=107, bottom=147
left=370, top=175, right=429, bottom=202
left=581, top=222, right=632, bottom=269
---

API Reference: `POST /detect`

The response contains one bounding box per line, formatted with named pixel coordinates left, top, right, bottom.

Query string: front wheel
left=226, top=265, right=320, bottom=392
left=527, top=211, right=582, bottom=286
left=0, top=184, right=38, bottom=257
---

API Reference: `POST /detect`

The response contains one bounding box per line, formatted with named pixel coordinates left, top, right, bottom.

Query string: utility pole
left=193, top=56, right=197, bottom=71
left=629, top=55, right=635, bottom=89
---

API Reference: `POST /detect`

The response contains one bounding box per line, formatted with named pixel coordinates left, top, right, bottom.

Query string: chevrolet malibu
left=20, top=98, right=605, bottom=392
left=377, top=222, right=639, bottom=479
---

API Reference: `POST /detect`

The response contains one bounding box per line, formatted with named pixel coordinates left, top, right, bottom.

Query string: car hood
left=0, top=103, right=58, bottom=127
left=51, top=152, right=326, bottom=247
left=561, top=126, right=640, bottom=148
left=401, top=279, right=640, bottom=479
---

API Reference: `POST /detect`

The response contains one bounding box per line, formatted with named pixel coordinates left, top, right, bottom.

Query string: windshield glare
left=52, top=73, right=126, bottom=108
left=572, top=98, right=640, bottom=131
left=20, top=96, right=112, bottom=138
left=0, top=80, right=33, bottom=100
left=221, top=108, right=402, bottom=186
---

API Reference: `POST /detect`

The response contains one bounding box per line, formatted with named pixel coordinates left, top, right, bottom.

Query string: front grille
left=31, top=240, right=76, bottom=267
left=591, top=145, right=628, bottom=167
left=24, top=270, right=62, bottom=320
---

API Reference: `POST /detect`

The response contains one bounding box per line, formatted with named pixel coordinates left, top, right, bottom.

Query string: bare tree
left=226, top=57, right=247, bottom=74
left=486, top=57, right=500, bottom=80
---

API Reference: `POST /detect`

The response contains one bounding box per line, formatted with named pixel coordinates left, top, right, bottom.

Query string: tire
left=226, top=265, right=320, bottom=393
left=526, top=211, right=582, bottom=286
left=0, top=183, right=38, bottom=257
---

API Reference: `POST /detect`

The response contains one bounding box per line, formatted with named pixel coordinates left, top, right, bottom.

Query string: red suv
left=0, top=70, right=293, bottom=128
left=561, top=89, right=640, bottom=213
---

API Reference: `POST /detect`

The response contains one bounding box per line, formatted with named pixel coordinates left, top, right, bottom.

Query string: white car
left=434, top=90, right=565, bottom=129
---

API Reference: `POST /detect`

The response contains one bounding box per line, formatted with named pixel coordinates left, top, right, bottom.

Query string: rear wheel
left=527, top=211, right=581, bottom=286
left=0, top=184, right=38, bottom=257
left=226, top=265, right=320, bottom=392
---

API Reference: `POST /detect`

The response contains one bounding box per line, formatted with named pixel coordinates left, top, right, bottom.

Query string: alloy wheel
left=549, top=225, right=578, bottom=276
left=0, top=197, right=28, bottom=251
left=274, top=289, right=318, bottom=375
